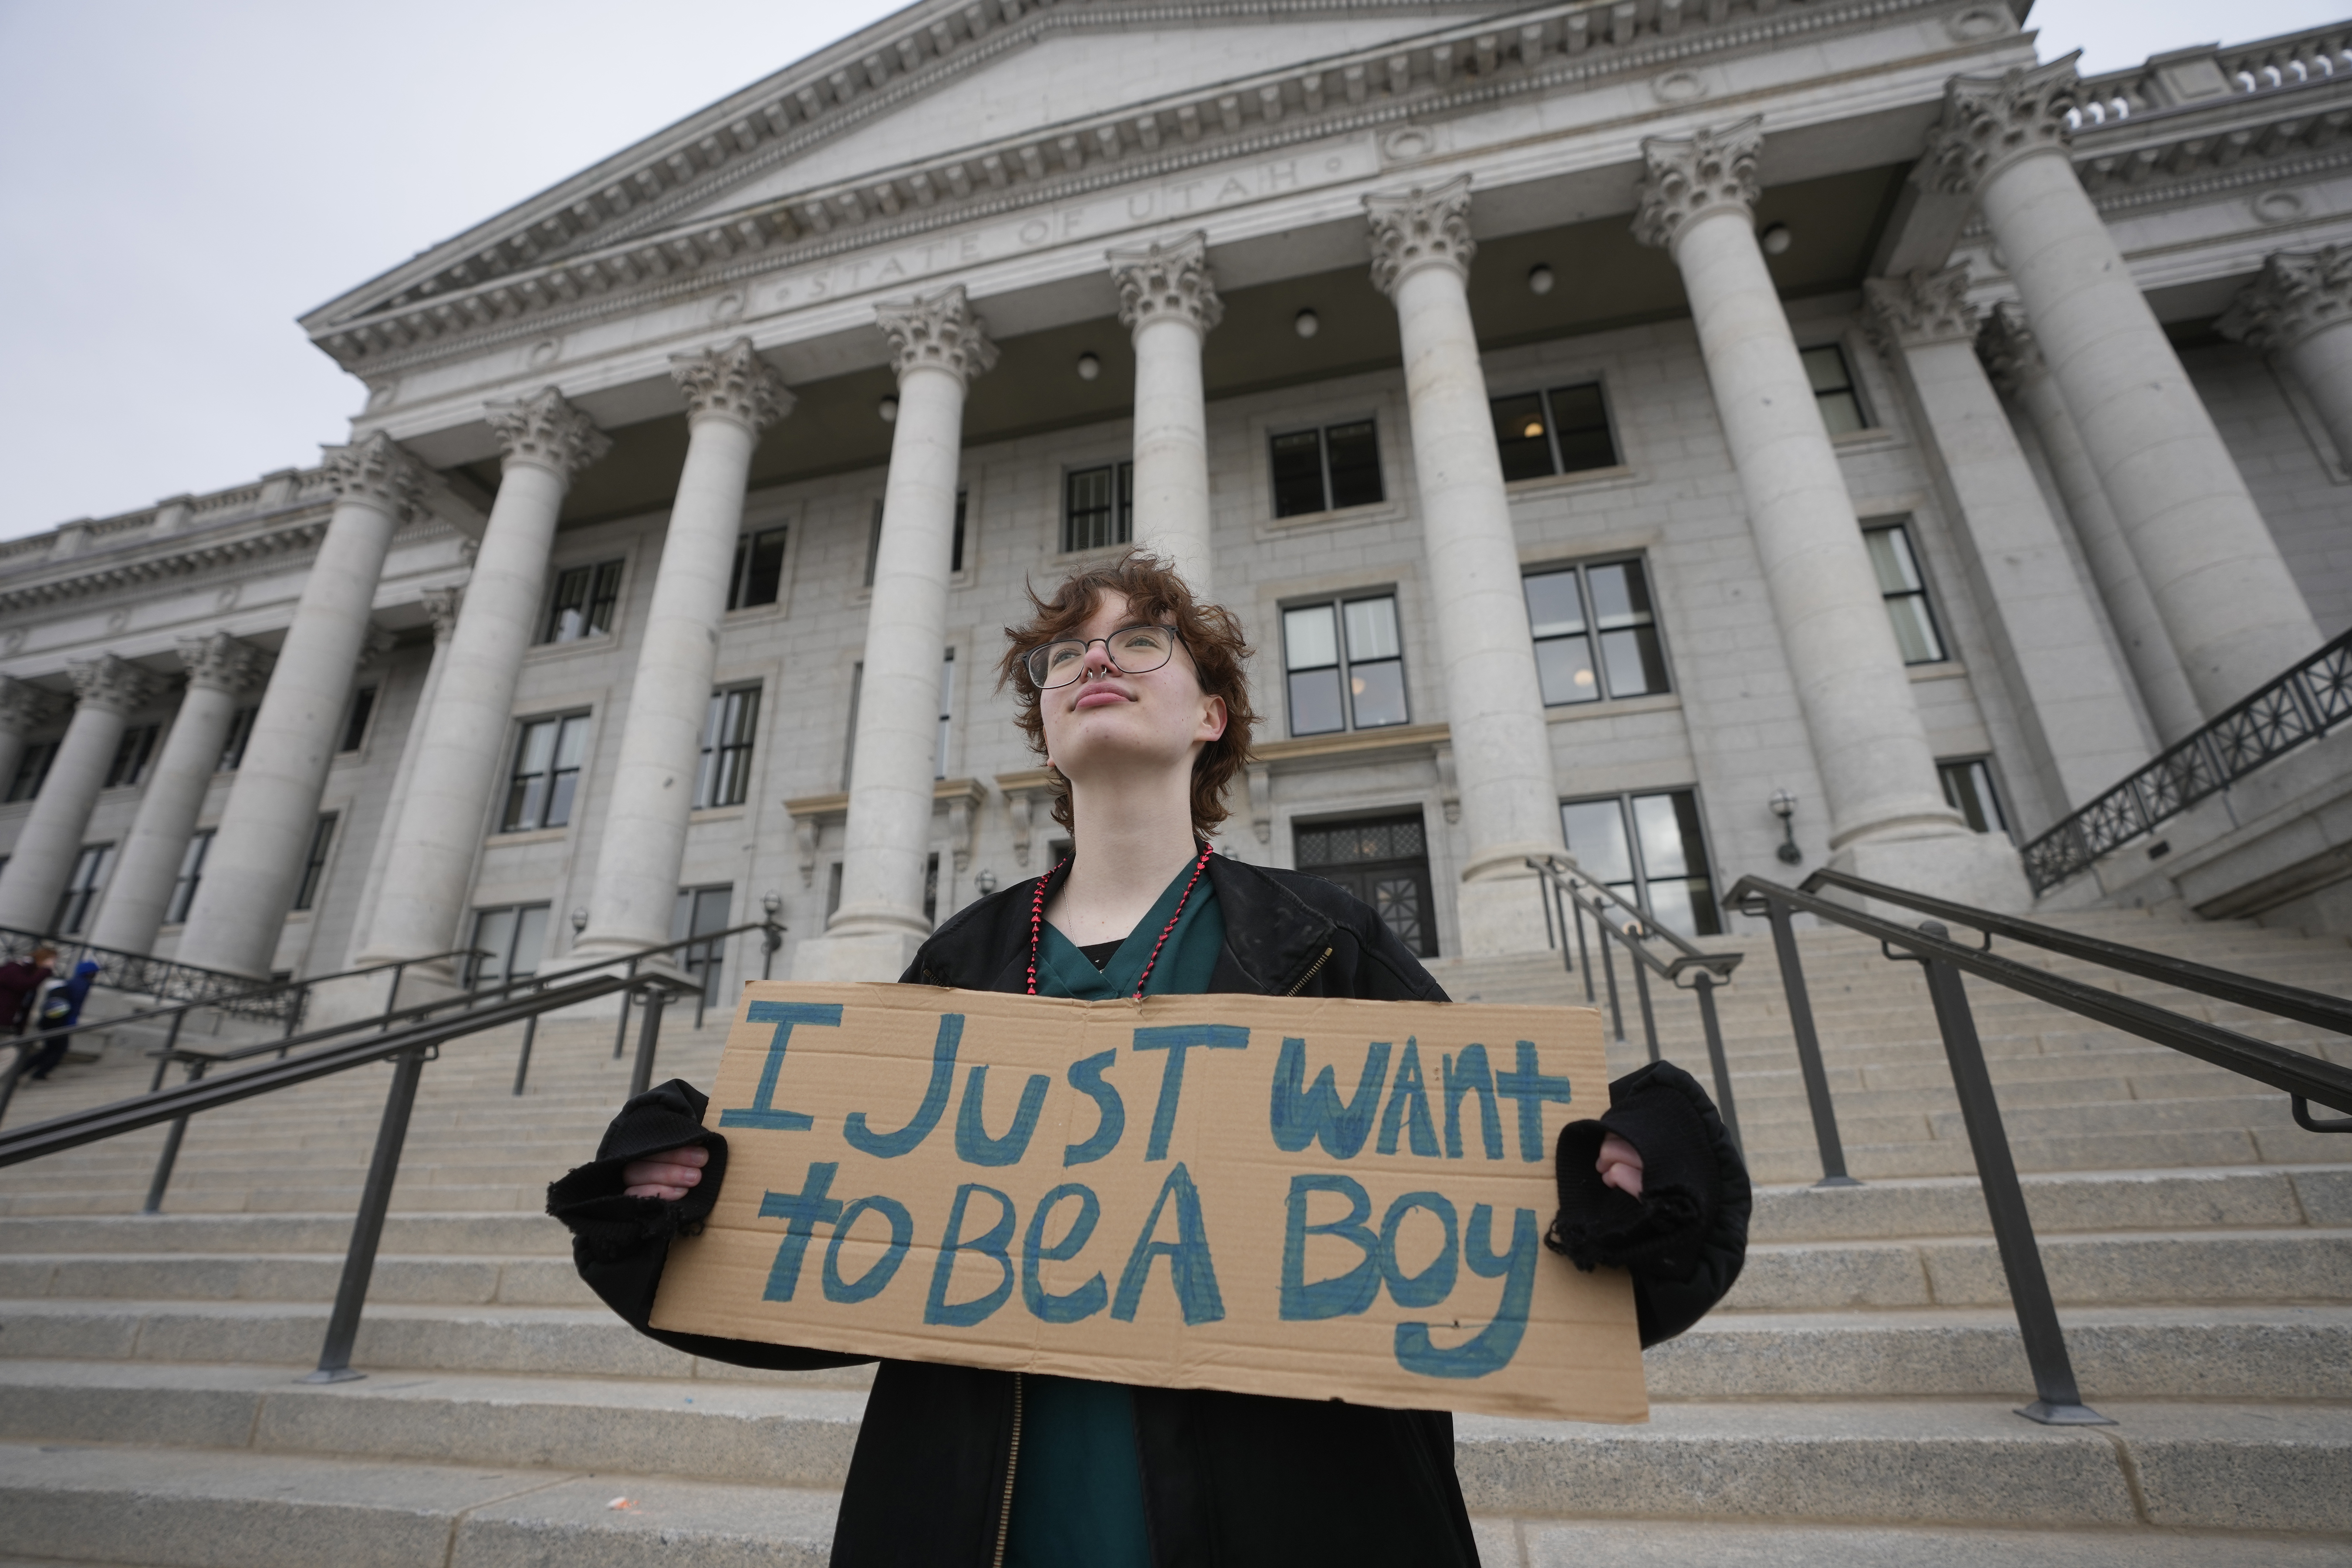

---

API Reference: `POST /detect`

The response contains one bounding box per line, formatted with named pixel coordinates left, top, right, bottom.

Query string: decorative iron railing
left=2021, top=629, right=2352, bottom=895
left=0, top=926, right=297, bottom=1021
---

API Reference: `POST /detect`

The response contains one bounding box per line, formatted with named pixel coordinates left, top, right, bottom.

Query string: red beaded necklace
left=1027, top=841, right=1215, bottom=998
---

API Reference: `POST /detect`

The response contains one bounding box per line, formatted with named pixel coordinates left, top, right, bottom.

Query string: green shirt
left=1004, top=858, right=1223, bottom=1568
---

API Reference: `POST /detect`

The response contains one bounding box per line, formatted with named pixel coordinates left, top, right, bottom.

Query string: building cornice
left=314, top=0, right=1981, bottom=378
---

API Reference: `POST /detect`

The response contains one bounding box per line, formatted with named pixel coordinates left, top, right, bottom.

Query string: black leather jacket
left=549, top=855, right=1750, bottom=1568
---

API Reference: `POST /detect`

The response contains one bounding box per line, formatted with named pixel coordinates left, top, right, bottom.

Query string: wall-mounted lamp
left=1076, top=352, right=1101, bottom=381
left=1769, top=789, right=1802, bottom=865
left=974, top=869, right=998, bottom=897
left=1293, top=308, right=1320, bottom=339
left=1527, top=264, right=1555, bottom=296
left=878, top=395, right=899, bottom=423
left=761, top=891, right=783, bottom=922
left=569, top=906, right=590, bottom=939
left=1760, top=223, right=1793, bottom=256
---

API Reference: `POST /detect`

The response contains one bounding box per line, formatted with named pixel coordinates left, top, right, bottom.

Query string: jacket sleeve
left=1544, top=1060, right=1750, bottom=1348
left=545, top=1078, right=871, bottom=1372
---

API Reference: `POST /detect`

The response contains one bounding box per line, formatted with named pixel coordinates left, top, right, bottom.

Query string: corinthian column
left=797, top=288, right=997, bottom=982
left=1637, top=123, right=2023, bottom=906
left=576, top=341, right=791, bottom=959
left=1979, top=304, right=2204, bottom=743
left=1866, top=268, right=2148, bottom=812
left=359, top=391, right=608, bottom=976
left=2219, top=246, right=2352, bottom=468
left=0, top=656, right=169, bottom=933
left=1365, top=177, right=1560, bottom=953
left=1920, top=59, right=2320, bottom=715
left=86, top=635, right=270, bottom=954
left=0, top=677, right=63, bottom=812
left=1109, top=233, right=1221, bottom=595
left=178, top=433, right=425, bottom=974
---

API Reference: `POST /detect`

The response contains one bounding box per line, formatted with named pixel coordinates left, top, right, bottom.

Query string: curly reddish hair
left=997, top=550, right=1258, bottom=842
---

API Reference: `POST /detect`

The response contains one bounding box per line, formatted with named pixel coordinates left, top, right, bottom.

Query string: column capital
left=421, top=585, right=466, bottom=642
left=876, top=286, right=1000, bottom=388
left=1632, top=118, right=1763, bottom=252
left=1108, top=231, right=1223, bottom=337
left=1365, top=174, right=1475, bottom=296
left=322, top=431, right=429, bottom=520
left=669, top=338, right=795, bottom=433
left=67, top=653, right=166, bottom=717
left=0, top=675, right=63, bottom=737
left=2217, top=246, right=2352, bottom=353
left=174, top=632, right=270, bottom=698
left=1863, top=266, right=1979, bottom=354
left=1975, top=301, right=2045, bottom=397
left=1915, top=55, right=2080, bottom=199
left=486, top=386, right=612, bottom=481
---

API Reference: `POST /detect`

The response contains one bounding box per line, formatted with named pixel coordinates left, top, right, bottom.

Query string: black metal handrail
left=0, top=945, right=487, bottom=1131
left=1729, top=871, right=2352, bottom=1429
left=2020, top=627, right=2352, bottom=894
left=1527, top=857, right=1745, bottom=1154
left=0, top=964, right=700, bottom=1383
left=500, top=917, right=783, bottom=1093
left=2, top=924, right=302, bottom=1021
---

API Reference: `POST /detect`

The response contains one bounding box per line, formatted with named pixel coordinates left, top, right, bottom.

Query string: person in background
left=25, top=959, right=100, bottom=1081
left=0, top=945, right=56, bottom=1036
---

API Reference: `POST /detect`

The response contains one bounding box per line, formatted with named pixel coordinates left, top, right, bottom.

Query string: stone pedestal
left=0, top=657, right=168, bottom=934
left=1923, top=59, right=2320, bottom=716
left=359, top=391, right=607, bottom=977
left=178, top=433, right=424, bottom=975
left=1867, top=267, right=2149, bottom=811
left=1639, top=122, right=2023, bottom=907
left=1980, top=305, right=2204, bottom=744
left=1367, top=177, right=1560, bottom=954
left=1110, top=233, right=1220, bottom=596
left=86, top=635, right=270, bottom=954
left=576, top=341, right=791, bottom=960
left=795, top=289, right=996, bottom=983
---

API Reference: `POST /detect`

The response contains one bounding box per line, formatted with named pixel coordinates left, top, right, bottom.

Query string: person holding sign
left=551, top=552, right=1749, bottom=1568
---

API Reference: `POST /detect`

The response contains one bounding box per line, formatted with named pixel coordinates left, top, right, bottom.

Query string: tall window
left=1063, top=463, right=1132, bottom=553
left=728, top=527, right=788, bottom=611
left=1524, top=559, right=1670, bottom=706
left=53, top=843, right=113, bottom=934
left=1283, top=594, right=1406, bottom=736
left=218, top=708, right=256, bottom=772
left=672, top=885, right=735, bottom=1009
left=1560, top=790, right=1721, bottom=939
left=696, top=686, right=761, bottom=809
left=105, top=723, right=160, bottom=788
left=503, top=714, right=590, bottom=832
left=166, top=829, right=213, bottom=925
left=292, top=815, right=338, bottom=912
left=339, top=686, right=377, bottom=753
left=7, top=740, right=58, bottom=802
left=1271, top=419, right=1383, bottom=518
left=1939, top=758, right=2010, bottom=838
left=542, top=559, right=624, bottom=643
left=1804, top=345, right=1869, bottom=435
left=952, top=490, right=967, bottom=574
left=1491, top=383, right=1619, bottom=481
left=1864, top=523, right=1947, bottom=665
left=468, top=903, right=550, bottom=988
left=936, top=650, right=955, bottom=780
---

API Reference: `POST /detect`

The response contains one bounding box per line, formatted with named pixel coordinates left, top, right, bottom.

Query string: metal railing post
left=761, top=921, right=782, bottom=980
left=304, top=1044, right=428, bottom=1383
left=613, top=960, right=636, bottom=1060
left=1688, top=970, right=1743, bottom=1158
left=629, top=986, right=669, bottom=1100
left=381, top=964, right=403, bottom=1032
left=1913, top=922, right=2109, bottom=1426
left=1538, top=867, right=1558, bottom=952
left=694, top=940, right=710, bottom=1031
left=142, top=1058, right=208, bottom=1214
left=510, top=1014, right=538, bottom=1097
left=1572, top=897, right=1595, bottom=1005
left=1628, top=934, right=1662, bottom=1064
left=1761, top=896, right=1859, bottom=1188
left=1595, top=916, right=1626, bottom=1044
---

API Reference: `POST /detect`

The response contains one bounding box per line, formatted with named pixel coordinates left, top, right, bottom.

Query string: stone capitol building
left=5, top=0, right=2351, bottom=1008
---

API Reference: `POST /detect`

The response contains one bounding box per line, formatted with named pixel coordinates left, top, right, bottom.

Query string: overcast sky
left=1, top=0, right=2342, bottom=541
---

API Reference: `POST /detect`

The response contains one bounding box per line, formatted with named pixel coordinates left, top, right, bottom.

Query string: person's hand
left=1596, top=1132, right=1643, bottom=1199
left=622, top=1142, right=709, bottom=1200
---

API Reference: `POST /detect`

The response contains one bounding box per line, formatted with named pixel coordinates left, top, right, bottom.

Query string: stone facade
left=5, top=1, right=2351, bottom=990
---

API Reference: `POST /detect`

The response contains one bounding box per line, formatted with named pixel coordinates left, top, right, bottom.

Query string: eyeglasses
left=1024, top=624, right=1183, bottom=689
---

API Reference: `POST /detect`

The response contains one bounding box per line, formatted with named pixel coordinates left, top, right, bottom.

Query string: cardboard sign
left=651, top=983, right=1645, bottom=1424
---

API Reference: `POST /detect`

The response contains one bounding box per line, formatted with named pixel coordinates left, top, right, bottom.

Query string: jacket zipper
left=1285, top=945, right=1335, bottom=997
left=991, top=1371, right=1026, bottom=1568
